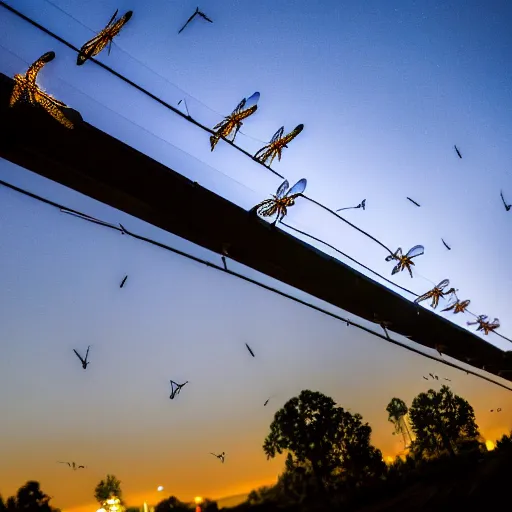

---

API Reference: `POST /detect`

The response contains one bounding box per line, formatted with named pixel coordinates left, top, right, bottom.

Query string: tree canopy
left=386, top=397, right=412, bottom=448
left=408, top=385, right=479, bottom=457
left=154, top=496, right=191, bottom=512
left=2, top=482, right=57, bottom=512
left=94, top=475, right=124, bottom=506
left=263, top=389, right=385, bottom=490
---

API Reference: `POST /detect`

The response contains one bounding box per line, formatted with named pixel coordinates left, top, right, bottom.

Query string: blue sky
left=0, top=0, right=512, bottom=510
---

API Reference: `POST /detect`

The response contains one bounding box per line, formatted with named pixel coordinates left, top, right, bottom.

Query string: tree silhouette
left=386, top=397, right=412, bottom=448
left=495, top=432, right=512, bottom=451
left=409, top=385, right=479, bottom=457
left=200, top=499, right=218, bottom=512
left=263, top=389, right=385, bottom=491
left=154, top=496, right=191, bottom=512
left=94, top=475, right=124, bottom=506
left=5, top=482, right=55, bottom=512
left=0, top=496, right=6, bottom=512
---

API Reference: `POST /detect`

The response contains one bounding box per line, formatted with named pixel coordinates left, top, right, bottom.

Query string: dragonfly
left=414, top=279, right=456, bottom=309
left=251, top=179, right=307, bottom=225
left=454, top=145, right=462, bottom=159
left=407, top=197, right=421, bottom=207
left=336, top=199, right=366, bottom=212
left=441, top=238, right=451, bottom=250
left=245, top=343, right=255, bottom=357
left=77, top=9, right=133, bottom=65
left=210, top=92, right=260, bottom=151
left=254, top=124, right=304, bottom=166
left=169, top=380, right=188, bottom=399
left=10, top=51, right=76, bottom=129
left=210, top=451, right=225, bottom=463
left=442, top=298, right=470, bottom=314
left=500, top=190, right=511, bottom=212
left=467, top=315, right=500, bottom=335
left=385, top=245, right=424, bottom=278
left=178, top=7, right=213, bottom=34
left=120, top=275, right=128, bottom=288
left=73, top=346, right=91, bottom=370
left=58, top=461, right=85, bottom=470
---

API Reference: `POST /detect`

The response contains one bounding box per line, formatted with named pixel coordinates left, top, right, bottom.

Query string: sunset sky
left=1, top=1, right=512, bottom=511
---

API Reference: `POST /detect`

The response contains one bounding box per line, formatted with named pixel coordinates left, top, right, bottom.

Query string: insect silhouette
left=264, top=398, right=270, bottom=406
left=385, top=245, right=424, bottom=278
left=120, top=275, right=128, bottom=288
left=467, top=315, right=500, bottom=335
left=428, top=373, right=439, bottom=380
left=210, top=452, right=225, bottom=463
left=500, top=190, right=511, bottom=212
left=178, top=7, right=213, bottom=34
left=490, top=408, right=502, bottom=413
left=336, top=199, right=366, bottom=212
left=77, top=9, right=133, bottom=65
left=454, top=145, right=462, bottom=159
left=443, top=378, right=451, bottom=382
left=435, top=343, right=447, bottom=357
left=73, top=346, right=90, bottom=370
left=407, top=197, right=421, bottom=207
left=251, top=179, right=307, bottom=225
left=441, top=238, right=451, bottom=250
left=422, top=376, right=428, bottom=380
left=10, top=51, right=77, bottom=129
left=58, top=461, right=85, bottom=470
left=245, top=343, right=255, bottom=357
left=169, top=380, right=188, bottom=400
left=254, top=124, right=304, bottom=166
left=442, top=298, right=470, bottom=314
left=210, top=92, right=260, bottom=151
left=414, top=279, right=456, bottom=309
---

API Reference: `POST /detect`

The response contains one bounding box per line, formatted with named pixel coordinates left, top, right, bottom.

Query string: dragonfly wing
left=106, top=9, right=119, bottom=28
left=287, top=178, right=307, bottom=197
left=73, top=349, right=85, bottom=364
left=245, top=92, right=260, bottom=110
left=270, top=126, right=285, bottom=143
left=276, top=180, right=289, bottom=199
left=437, top=279, right=450, bottom=290
left=407, top=245, right=424, bottom=259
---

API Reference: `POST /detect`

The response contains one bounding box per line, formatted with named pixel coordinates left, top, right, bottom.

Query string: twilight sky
left=0, top=0, right=512, bottom=511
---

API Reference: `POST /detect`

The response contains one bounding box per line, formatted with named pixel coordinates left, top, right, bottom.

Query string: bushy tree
left=94, top=475, right=124, bottom=506
left=409, top=386, right=479, bottom=457
left=4, top=482, right=56, bottom=512
left=386, top=397, right=412, bottom=448
left=154, top=496, right=191, bottom=512
left=495, top=432, right=512, bottom=451
left=263, top=389, right=385, bottom=491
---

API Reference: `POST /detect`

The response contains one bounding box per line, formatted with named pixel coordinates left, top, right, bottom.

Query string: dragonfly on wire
left=254, top=124, right=304, bottom=166
left=178, top=7, right=213, bottom=34
left=10, top=51, right=78, bottom=129
left=169, top=380, right=188, bottom=399
left=500, top=190, right=511, bottom=212
left=77, top=9, right=133, bottom=65
left=336, top=199, right=366, bottom=212
left=210, top=92, right=260, bottom=151
left=442, top=297, right=470, bottom=314
left=251, top=179, right=307, bottom=225
left=414, top=279, right=456, bottom=309
left=467, top=315, right=500, bottom=335
left=385, top=245, right=424, bottom=278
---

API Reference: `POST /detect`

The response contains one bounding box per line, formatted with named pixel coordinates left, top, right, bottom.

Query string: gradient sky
left=1, top=1, right=512, bottom=511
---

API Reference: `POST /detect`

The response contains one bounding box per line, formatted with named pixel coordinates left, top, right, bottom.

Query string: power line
left=0, top=176, right=511, bottom=392
left=1, top=0, right=510, bottom=344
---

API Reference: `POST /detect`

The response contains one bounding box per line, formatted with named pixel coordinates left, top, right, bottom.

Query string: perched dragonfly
left=414, top=279, right=456, bottom=309
left=210, top=451, right=225, bottom=463
left=251, top=179, right=307, bottom=225
left=10, top=51, right=77, bottom=129
left=500, top=190, right=511, bottom=212
left=442, top=298, right=470, bottom=314
left=467, top=315, right=500, bottom=335
left=210, top=92, right=260, bottom=151
left=120, top=275, right=128, bottom=288
left=245, top=343, right=255, bottom=357
left=385, top=245, right=424, bottom=278
left=336, top=199, right=366, bottom=212
left=169, top=380, right=188, bottom=400
left=441, top=238, right=451, bottom=250
left=407, top=197, right=421, bottom=207
left=73, top=346, right=90, bottom=370
left=58, top=461, right=85, bottom=470
left=254, top=124, right=304, bottom=166
left=178, top=7, right=213, bottom=34
left=77, top=9, right=133, bottom=65
left=454, top=145, right=462, bottom=159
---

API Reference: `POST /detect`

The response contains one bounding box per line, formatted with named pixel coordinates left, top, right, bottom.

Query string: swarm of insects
left=251, top=179, right=307, bottom=225
left=442, top=298, right=470, bottom=314
left=77, top=9, right=133, bottom=65
left=210, top=92, right=260, bottom=151
left=254, top=124, right=304, bottom=166
left=10, top=51, right=77, bottom=129
left=385, top=245, right=424, bottom=278
left=414, top=279, right=456, bottom=309
left=467, top=315, right=500, bottom=335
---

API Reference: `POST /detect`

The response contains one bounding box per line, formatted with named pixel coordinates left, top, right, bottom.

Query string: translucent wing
left=106, top=9, right=119, bottom=28
left=286, top=178, right=307, bottom=197
left=391, top=262, right=402, bottom=275
left=406, top=245, right=424, bottom=259
left=270, top=127, right=285, bottom=143
left=437, top=279, right=450, bottom=290
left=489, top=318, right=500, bottom=328
left=276, top=180, right=289, bottom=199
left=26, top=51, right=55, bottom=82
left=441, top=301, right=456, bottom=312
left=385, top=248, right=402, bottom=262
left=244, top=92, right=260, bottom=110
left=460, top=299, right=470, bottom=308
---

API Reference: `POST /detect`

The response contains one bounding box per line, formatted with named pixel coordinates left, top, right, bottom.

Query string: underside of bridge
left=0, top=72, right=510, bottom=383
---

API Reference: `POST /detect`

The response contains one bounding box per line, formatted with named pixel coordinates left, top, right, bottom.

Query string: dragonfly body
left=210, top=451, right=225, bottom=463
left=254, top=124, right=304, bottom=166
left=385, top=245, right=424, bottom=278
left=467, top=315, right=500, bottom=335
left=178, top=7, right=213, bottom=34
left=414, top=279, right=456, bottom=309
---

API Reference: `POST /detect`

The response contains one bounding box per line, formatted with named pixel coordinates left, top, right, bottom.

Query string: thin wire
left=2, top=1, right=510, bottom=344
left=0, top=176, right=511, bottom=392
